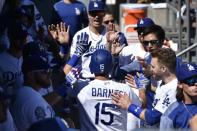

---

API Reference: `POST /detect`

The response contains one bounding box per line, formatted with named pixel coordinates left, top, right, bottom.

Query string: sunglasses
left=142, top=40, right=160, bottom=46
left=89, top=11, right=105, bottom=17
left=181, top=77, right=197, bottom=86
left=103, top=20, right=114, bottom=24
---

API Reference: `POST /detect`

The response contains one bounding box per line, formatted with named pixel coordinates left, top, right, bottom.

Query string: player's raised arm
left=63, top=32, right=91, bottom=75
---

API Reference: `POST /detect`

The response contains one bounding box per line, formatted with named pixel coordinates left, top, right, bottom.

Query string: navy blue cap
left=22, top=55, right=49, bottom=73
left=134, top=17, right=155, bottom=30
left=88, top=0, right=106, bottom=12
left=176, top=63, right=197, bottom=81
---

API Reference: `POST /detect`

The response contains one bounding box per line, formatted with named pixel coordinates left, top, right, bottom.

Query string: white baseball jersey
left=153, top=79, right=178, bottom=113
left=76, top=79, right=141, bottom=131
left=10, top=86, right=55, bottom=131
left=0, top=52, right=23, bottom=96
left=0, top=110, right=17, bottom=131
left=70, top=26, right=107, bottom=78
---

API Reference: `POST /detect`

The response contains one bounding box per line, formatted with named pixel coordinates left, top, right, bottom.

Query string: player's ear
left=178, top=82, right=183, bottom=89
left=161, top=65, right=167, bottom=73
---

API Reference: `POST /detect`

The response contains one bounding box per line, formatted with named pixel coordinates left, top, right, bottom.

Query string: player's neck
left=183, top=92, right=193, bottom=104
left=162, top=73, right=176, bottom=85
left=63, top=0, right=75, bottom=3
left=95, top=76, right=109, bottom=80
left=89, top=25, right=105, bottom=36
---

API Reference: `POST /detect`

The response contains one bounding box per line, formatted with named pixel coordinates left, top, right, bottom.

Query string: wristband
left=128, top=104, right=143, bottom=118
left=67, top=55, right=79, bottom=67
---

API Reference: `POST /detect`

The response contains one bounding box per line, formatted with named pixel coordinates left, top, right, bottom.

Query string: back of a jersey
left=77, top=79, right=139, bottom=131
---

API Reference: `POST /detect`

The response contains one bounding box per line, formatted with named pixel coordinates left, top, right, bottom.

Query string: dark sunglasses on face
left=103, top=20, right=114, bottom=24
left=142, top=40, right=160, bottom=46
left=89, top=11, right=105, bottom=17
left=181, top=77, right=197, bottom=86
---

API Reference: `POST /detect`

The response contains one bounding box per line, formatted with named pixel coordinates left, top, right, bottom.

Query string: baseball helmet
left=89, top=49, right=112, bottom=75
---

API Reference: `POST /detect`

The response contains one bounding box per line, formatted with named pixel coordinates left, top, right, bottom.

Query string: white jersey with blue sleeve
left=70, top=27, right=107, bottom=78
left=76, top=79, right=141, bottom=131
left=10, top=86, right=55, bottom=131
left=153, top=79, right=177, bottom=113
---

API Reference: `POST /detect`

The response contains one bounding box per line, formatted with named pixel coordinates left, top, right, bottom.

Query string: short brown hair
left=151, top=48, right=176, bottom=73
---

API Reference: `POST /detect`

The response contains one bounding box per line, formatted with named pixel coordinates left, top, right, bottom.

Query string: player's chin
left=93, top=22, right=102, bottom=27
left=191, top=95, right=197, bottom=103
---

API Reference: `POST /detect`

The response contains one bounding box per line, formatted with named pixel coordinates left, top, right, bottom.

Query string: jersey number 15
left=95, top=102, right=116, bottom=125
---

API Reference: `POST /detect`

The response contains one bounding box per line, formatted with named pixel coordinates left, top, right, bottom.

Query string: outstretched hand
left=57, top=22, right=70, bottom=44
left=48, top=22, right=70, bottom=44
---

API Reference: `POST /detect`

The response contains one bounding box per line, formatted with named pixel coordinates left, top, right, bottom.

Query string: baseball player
left=160, top=63, right=197, bottom=130
left=10, top=55, right=55, bottom=131
left=63, top=0, right=107, bottom=79
left=54, top=0, right=89, bottom=56
left=63, top=0, right=124, bottom=79
left=73, top=49, right=141, bottom=131
left=0, top=21, right=27, bottom=96
left=112, top=48, right=178, bottom=127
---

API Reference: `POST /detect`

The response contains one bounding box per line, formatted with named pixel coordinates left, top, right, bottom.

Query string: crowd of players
left=0, top=0, right=197, bottom=131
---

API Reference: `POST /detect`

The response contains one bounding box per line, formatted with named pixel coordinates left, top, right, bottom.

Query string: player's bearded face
left=34, top=70, right=52, bottom=88
left=151, top=58, right=163, bottom=81
left=88, top=11, right=105, bottom=28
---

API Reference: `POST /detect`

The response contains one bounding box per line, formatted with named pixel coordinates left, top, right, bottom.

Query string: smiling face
left=88, top=11, right=105, bottom=28
left=150, top=57, right=164, bottom=81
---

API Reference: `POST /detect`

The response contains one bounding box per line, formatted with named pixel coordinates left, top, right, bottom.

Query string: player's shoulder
left=16, top=86, right=41, bottom=100
left=75, top=0, right=86, bottom=6
left=110, top=80, right=131, bottom=91
left=54, top=0, right=64, bottom=5
left=162, top=101, right=180, bottom=118
left=73, top=27, right=89, bottom=37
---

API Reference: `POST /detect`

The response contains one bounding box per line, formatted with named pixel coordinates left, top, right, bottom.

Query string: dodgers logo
left=75, top=8, right=80, bottom=15
left=140, top=19, right=144, bottom=24
left=187, top=64, right=195, bottom=71
left=94, top=2, right=98, bottom=8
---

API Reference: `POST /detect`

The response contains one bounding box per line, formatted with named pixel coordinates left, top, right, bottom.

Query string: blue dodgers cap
left=28, top=117, right=69, bottom=131
left=22, top=55, right=49, bottom=73
left=176, top=63, right=197, bottom=81
left=88, top=0, right=106, bottom=12
left=134, top=17, right=155, bottom=30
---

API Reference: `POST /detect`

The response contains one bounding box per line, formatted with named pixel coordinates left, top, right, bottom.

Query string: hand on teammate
left=111, top=92, right=131, bottom=110
left=137, top=56, right=153, bottom=76
left=48, top=22, right=70, bottom=44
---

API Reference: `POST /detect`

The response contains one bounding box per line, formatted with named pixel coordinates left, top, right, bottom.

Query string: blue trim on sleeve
left=67, top=55, right=80, bottom=67
left=128, top=104, right=143, bottom=118
left=144, top=108, right=162, bottom=125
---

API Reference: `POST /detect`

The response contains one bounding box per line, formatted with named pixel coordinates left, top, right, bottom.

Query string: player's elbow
left=145, top=109, right=162, bottom=126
